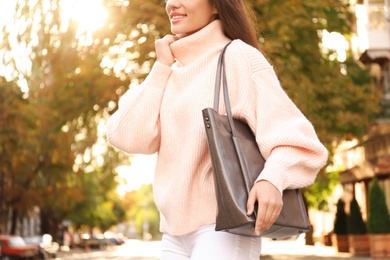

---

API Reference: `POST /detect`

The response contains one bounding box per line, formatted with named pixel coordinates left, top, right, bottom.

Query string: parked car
left=24, top=235, right=59, bottom=259
left=106, top=237, right=125, bottom=246
left=80, top=237, right=109, bottom=249
left=102, top=232, right=125, bottom=246
left=0, top=235, right=39, bottom=259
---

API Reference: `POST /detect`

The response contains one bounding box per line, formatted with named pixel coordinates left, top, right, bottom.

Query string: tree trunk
left=0, top=172, right=5, bottom=234
left=40, top=209, right=60, bottom=242
left=10, top=208, right=18, bottom=235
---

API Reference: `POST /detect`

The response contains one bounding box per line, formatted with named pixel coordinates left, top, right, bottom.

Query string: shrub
left=367, top=177, right=390, bottom=234
left=348, top=197, right=367, bottom=234
left=334, top=198, right=348, bottom=235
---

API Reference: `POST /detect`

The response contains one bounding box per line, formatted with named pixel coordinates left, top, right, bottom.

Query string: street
left=57, top=240, right=161, bottom=260
left=56, top=237, right=371, bottom=260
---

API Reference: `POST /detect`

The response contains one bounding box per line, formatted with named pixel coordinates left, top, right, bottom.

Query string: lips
left=172, top=15, right=186, bottom=19
left=170, top=12, right=187, bottom=22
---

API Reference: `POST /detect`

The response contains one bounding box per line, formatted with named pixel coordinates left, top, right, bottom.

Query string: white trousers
left=160, top=225, right=262, bottom=260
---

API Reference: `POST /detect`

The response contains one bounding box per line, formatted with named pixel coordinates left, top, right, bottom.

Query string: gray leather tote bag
left=202, top=42, right=311, bottom=239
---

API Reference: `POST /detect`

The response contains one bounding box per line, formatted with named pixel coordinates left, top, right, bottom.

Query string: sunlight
left=321, top=30, right=348, bottom=62
left=116, top=154, right=157, bottom=196
left=0, top=0, right=108, bottom=80
left=60, top=0, right=108, bottom=36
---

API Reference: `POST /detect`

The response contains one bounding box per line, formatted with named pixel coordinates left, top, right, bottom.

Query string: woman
left=106, top=0, right=328, bottom=258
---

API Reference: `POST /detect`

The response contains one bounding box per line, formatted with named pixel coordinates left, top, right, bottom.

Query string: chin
left=171, top=28, right=184, bottom=35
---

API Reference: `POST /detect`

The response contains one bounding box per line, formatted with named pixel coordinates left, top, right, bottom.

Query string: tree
left=348, top=197, right=367, bottom=235
left=0, top=77, right=40, bottom=233
left=0, top=0, right=131, bottom=236
left=126, top=184, right=161, bottom=239
left=334, top=199, right=348, bottom=235
left=251, top=1, right=379, bottom=244
left=253, top=0, right=379, bottom=213
left=254, top=0, right=379, bottom=144
left=66, top=160, right=127, bottom=233
left=333, top=198, right=349, bottom=252
left=367, top=178, right=390, bottom=234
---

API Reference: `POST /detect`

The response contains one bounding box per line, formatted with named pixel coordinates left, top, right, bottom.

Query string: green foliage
left=254, top=0, right=380, bottom=145
left=127, top=184, right=161, bottom=239
left=334, top=199, right=348, bottom=235
left=305, top=170, right=339, bottom=211
left=1, top=0, right=131, bottom=235
left=348, top=197, right=367, bottom=234
left=367, top=178, right=390, bottom=234
left=65, top=165, right=128, bottom=232
left=253, top=0, right=380, bottom=211
left=0, top=77, right=42, bottom=232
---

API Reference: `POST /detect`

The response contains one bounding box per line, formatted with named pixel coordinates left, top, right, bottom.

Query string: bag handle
left=213, top=42, right=237, bottom=136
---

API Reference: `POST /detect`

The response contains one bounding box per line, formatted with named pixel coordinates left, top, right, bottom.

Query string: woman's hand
left=155, top=34, right=180, bottom=66
left=247, top=180, right=283, bottom=236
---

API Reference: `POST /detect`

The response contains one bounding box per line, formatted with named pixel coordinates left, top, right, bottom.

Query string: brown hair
left=211, top=0, right=259, bottom=49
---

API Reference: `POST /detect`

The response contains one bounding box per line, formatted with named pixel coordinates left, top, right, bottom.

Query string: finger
left=175, top=33, right=187, bottom=39
left=155, top=35, right=178, bottom=47
left=248, top=185, right=268, bottom=235
left=260, top=207, right=283, bottom=234
left=254, top=200, right=268, bottom=234
left=256, top=203, right=281, bottom=234
left=162, top=34, right=179, bottom=44
left=271, top=212, right=279, bottom=220
left=246, top=188, right=257, bottom=216
left=265, top=211, right=280, bottom=230
left=254, top=207, right=268, bottom=236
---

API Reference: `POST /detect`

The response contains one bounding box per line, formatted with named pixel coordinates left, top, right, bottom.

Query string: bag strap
left=213, top=42, right=237, bottom=136
left=213, top=42, right=231, bottom=111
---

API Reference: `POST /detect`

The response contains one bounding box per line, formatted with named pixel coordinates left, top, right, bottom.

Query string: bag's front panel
left=203, top=109, right=255, bottom=231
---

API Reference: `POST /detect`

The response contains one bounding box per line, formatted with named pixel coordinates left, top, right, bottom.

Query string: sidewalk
left=261, top=236, right=372, bottom=260
left=57, top=237, right=374, bottom=260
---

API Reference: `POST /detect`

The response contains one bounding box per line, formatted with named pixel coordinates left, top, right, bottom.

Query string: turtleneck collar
left=170, top=20, right=231, bottom=66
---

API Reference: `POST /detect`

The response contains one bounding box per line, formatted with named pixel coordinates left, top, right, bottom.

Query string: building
left=338, top=0, right=390, bottom=216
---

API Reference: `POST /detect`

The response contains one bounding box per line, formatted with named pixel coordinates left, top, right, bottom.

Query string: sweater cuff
left=254, top=146, right=323, bottom=194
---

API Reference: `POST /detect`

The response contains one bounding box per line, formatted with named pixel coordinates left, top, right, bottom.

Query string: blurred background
left=0, top=0, right=389, bottom=258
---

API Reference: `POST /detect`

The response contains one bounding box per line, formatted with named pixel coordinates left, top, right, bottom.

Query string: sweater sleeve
left=243, top=66, right=328, bottom=193
left=106, top=61, right=172, bottom=154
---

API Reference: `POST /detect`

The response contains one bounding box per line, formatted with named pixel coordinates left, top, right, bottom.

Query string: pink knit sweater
left=106, top=20, right=328, bottom=236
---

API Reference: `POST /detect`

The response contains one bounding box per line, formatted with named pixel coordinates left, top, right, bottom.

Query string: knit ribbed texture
left=106, top=20, right=328, bottom=236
